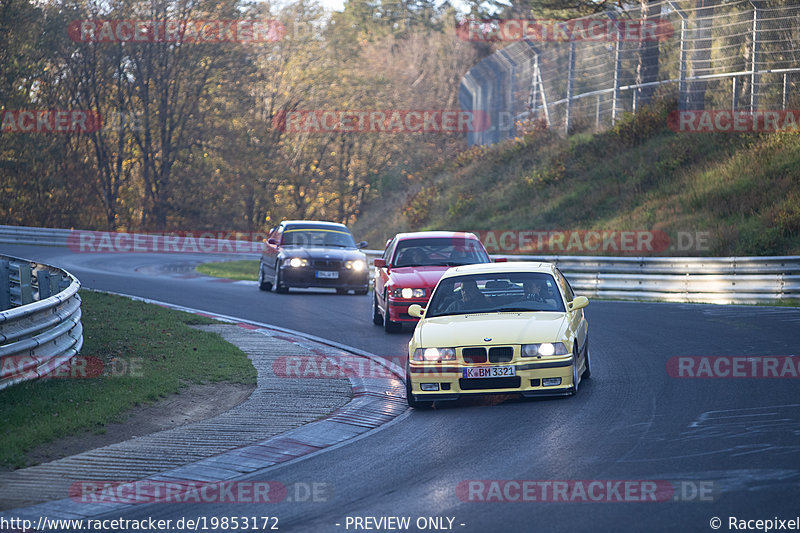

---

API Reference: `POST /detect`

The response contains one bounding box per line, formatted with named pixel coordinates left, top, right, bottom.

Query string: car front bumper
left=407, top=355, right=575, bottom=401
left=280, top=266, right=368, bottom=290
left=387, top=297, right=428, bottom=322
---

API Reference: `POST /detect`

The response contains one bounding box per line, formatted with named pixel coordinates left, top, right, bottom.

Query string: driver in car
left=522, top=279, right=548, bottom=303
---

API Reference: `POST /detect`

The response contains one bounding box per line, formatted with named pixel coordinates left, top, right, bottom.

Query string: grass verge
left=196, top=260, right=259, bottom=281
left=0, top=290, right=256, bottom=469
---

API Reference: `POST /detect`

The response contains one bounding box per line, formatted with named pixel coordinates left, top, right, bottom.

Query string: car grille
left=488, top=347, right=514, bottom=363
left=459, top=377, right=521, bottom=390
left=312, top=259, right=342, bottom=270
left=462, top=348, right=487, bottom=364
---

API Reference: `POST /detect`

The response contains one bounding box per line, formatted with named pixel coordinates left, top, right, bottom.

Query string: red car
left=372, top=231, right=493, bottom=332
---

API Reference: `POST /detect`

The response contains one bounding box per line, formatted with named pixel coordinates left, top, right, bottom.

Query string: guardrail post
left=36, top=270, right=52, bottom=300
left=18, top=263, right=33, bottom=305
left=0, top=260, right=9, bottom=311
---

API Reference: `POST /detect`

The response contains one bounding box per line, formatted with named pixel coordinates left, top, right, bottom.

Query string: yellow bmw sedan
left=405, top=262, right=589, bottom=409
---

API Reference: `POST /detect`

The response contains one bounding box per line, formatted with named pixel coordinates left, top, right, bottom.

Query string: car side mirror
left=357, top=241, right=368, bottom=249
left=374, top=258, right=386, bottom=268
left=267, top=238, right=278, bottom=245
left=568, top=296, right=589, bottom=311
left=494, top=257, right=508, bottom=263
left=408, top=304, right=425, bottom=318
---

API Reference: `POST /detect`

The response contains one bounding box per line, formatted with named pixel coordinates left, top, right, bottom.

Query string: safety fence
left=460, top=0, right=800, bottom=144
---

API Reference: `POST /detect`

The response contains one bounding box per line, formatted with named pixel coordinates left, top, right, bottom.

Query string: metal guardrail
left=363, top=250, right=800, bottom=304
left=0, top=255, right=83, bottom=390
left=0, top=225, right=71, bottom=247
left=1, top=225, right=797, bottom=305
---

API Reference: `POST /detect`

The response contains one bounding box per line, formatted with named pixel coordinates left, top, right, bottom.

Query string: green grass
left=353, top=100, right=800, bottom=256
left=196, top=260, right=259, bottom=281
left=0, top=291, right=257, bottom=469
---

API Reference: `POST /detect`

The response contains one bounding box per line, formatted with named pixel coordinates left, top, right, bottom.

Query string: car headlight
left=521, top=342, right=568, bottom=357
left=285, top=257, right=308, bottom=268
left=392, top=288, right=426, bottom=299
left=345, top=259, right=366, bottom=271
left=412, top=347, right=456, bottom=362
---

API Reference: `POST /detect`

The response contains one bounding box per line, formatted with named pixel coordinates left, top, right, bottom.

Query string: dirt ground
left=23, top=382, right=255, bottom=467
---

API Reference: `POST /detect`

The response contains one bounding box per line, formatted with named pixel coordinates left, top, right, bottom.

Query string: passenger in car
left=445, top=279, right=489, bottom=313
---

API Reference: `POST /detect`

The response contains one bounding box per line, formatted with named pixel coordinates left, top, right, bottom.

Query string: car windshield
left=392, top=237, right=490, bottom=267
left=282, top=229, right=356, bottom=248
left=426, top=272, right=566, bottom=317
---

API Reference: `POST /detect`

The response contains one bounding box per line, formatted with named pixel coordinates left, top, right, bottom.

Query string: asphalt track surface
left=3, top=244, right=800, bottom=533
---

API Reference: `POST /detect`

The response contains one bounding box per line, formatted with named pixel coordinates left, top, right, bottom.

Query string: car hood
left=416, top=313, right=570, bottom=347
left=388, top=266, right=450, bottom=288
left=282, top=246, right=366, bottom=261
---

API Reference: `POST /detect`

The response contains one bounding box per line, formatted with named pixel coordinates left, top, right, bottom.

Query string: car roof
left=282, top=220, right=351, bottom=231
left=440, top=261, right=557, bottom=279
left=394, top=231, right=480, bottom=241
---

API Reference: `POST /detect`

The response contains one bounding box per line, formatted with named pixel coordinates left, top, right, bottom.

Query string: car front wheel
left=582, top=338, right=591, bottom=379
left=372, top=293, right=383, bottom=325
left=258, top=262, right=272, bottom=291
left=383, top=293, right=402, bottom=333
left=571, top=346, right=580, bottom=396
left=274, top=266, right=288, bottom=294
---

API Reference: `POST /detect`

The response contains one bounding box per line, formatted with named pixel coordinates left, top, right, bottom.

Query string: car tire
left=258, top=262, right=272, bottom=291
left=383, top=292, right=402, bottom=333
left=582, top=338, right=591, bottom=379
left=571, top=344, right=580, bottom=396
left=405, top=362, right=433, bottom=409
left=372, top=293, right=383, bottom=325
left=274, top=266, right=288, bottom=294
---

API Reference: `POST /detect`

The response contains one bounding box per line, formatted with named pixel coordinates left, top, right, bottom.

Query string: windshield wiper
left=496, top=306, right=543, bottom=312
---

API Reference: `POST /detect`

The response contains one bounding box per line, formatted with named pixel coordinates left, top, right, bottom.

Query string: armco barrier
left=0, top=255, right=83, bottom=390
left=2, top=225, right=798, bottom=305
left=363, top=251, right=800, bottom=305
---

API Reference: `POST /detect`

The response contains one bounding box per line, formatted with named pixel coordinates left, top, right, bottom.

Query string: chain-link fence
left=459, top=0, right=800, bottom=144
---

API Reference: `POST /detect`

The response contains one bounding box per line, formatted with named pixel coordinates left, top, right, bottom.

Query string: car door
left=375, top=237, right=396, bottom=312
left=263, top=224, right=284, bottom=278
left=556, top=268, right=587, bottom=356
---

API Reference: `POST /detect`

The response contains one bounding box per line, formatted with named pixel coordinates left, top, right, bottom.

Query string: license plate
left=316, top=271, right=339, bottom=279
left=462, top=366, right=516, bottom=378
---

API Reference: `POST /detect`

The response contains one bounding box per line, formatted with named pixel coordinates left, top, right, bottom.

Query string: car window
left=392, top=237, right=490, bottom=267
left=383, top=238, right=395, bottom=263
left=426, top=272, right=565, bottom=317
left=555, top=268, right=575, bottom=302
left=282, top=229, right=356, bottom=248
